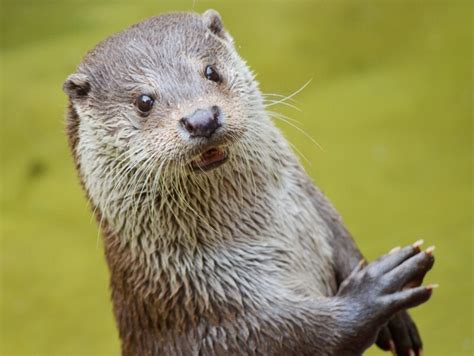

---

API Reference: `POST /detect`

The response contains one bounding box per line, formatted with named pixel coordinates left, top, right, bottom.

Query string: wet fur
left=64, top=10, right=424, bottom=356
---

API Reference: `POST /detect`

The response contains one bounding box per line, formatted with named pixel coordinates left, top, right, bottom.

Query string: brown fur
left=64, top=10, right=427, bottom=356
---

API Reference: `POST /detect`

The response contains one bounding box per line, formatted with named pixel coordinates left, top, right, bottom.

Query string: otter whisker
left=263, top=99, right=302, bottom=112
left=247, top=118, right=310, bottom=169
left=266, top=109, right=302, bottom=125
left=288, top=141, right=311, bottom=166
left=262, top=92, right=299, bottom=103
left=268, top=111, right=323, bottom=152
left=264, top=79, right=312, bottom=108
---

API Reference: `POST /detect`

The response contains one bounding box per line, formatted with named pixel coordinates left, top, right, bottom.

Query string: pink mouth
left=191, top=147, right=228, bottom=172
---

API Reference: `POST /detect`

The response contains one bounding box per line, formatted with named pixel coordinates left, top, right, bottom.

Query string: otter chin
left=190, top=147, right=229, bottom=172
left=63, top=8, right=433, bottom=356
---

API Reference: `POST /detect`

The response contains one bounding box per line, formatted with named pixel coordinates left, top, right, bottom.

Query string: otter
left=63, top=10, right=435, bottom=356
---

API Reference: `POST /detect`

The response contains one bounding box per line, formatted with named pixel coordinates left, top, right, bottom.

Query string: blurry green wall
left=0, top=0, right=471, bottom=355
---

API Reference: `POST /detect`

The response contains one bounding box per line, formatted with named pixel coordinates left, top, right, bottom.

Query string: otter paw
left=337, top=242, right=436, bottom=332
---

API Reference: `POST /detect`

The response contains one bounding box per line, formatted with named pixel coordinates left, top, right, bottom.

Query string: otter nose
left=180, top=106, right=221, bottom=138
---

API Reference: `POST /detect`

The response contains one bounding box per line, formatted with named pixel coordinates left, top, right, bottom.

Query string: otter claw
left=425, top=246, right=435, bottom=256
left=412, top=239, right=424, bottom=249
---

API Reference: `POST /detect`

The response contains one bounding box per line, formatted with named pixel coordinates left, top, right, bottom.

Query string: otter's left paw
left=374, top=241, right=435, bottom=356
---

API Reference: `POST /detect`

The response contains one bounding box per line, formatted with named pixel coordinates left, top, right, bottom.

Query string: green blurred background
left=0, top=0, right=472, bottom=355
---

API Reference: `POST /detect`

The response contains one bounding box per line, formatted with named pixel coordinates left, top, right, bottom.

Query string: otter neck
left=98, top=134, right=296, bottom=352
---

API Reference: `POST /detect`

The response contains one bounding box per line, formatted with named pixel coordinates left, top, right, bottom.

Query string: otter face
left=63, top=10, right=279, bottom=224
left=64, top=10, right=267, bottom=179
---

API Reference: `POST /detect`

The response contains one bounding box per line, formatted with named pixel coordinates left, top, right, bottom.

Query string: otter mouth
left=191, top=147, right=229, bottom=172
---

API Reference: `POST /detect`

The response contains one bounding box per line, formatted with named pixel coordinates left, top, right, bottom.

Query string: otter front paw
left=336, top=242, right=436, bottom=354
left=374, top=242, right=435, bottom=356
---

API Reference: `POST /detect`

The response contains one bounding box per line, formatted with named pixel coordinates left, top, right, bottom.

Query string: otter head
left=63, top=10, right=280, bottom=233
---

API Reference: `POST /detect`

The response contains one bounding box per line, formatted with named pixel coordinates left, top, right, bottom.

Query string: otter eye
left=204, top=65, right=221, bottom=83
left=136, top=94, right=154, bottom=114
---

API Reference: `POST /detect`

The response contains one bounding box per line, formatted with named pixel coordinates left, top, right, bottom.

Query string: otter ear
left=63, top=73, right=90, bottom=99
left=202, top=9, right=232, bottom=42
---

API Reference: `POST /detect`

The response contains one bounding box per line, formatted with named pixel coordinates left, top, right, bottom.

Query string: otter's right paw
left=336, top=242, right=436, bottom=352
